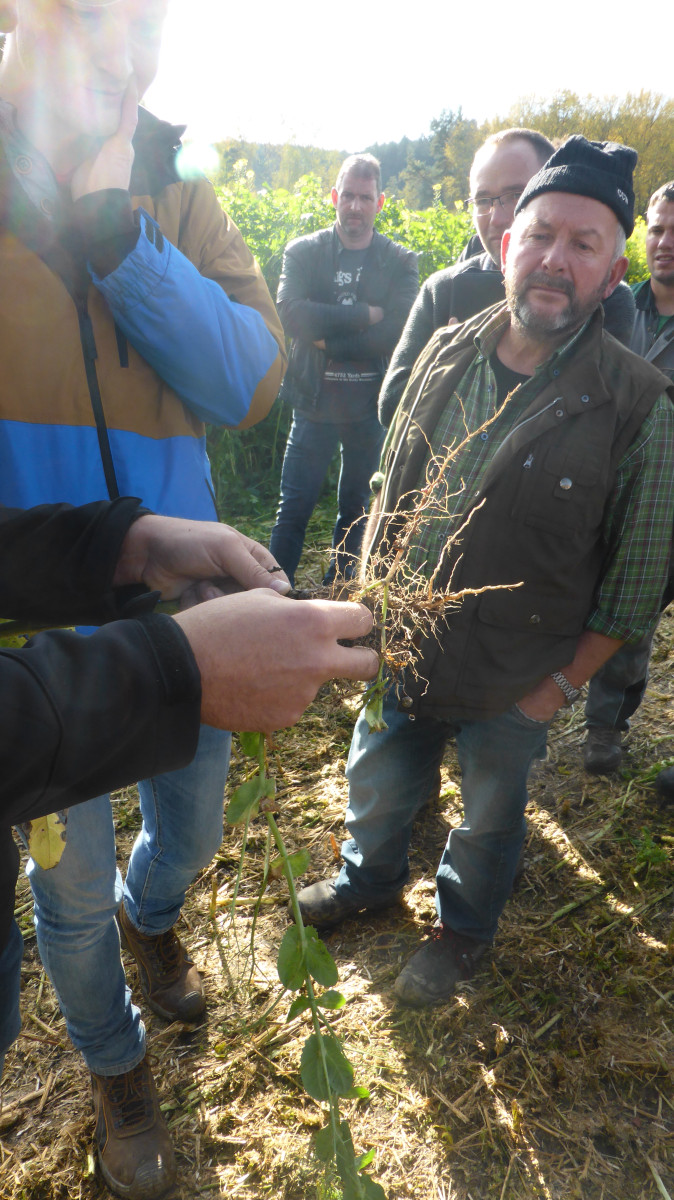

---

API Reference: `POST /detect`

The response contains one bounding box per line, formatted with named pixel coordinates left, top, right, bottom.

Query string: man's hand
left=515, top=676, right=565, bottom=723
left=516, top=630, right=626, bottom=723
left=70, top=79, right=138, bottom=201
left=173, top=591, right=378, bottom=731
left=113, top=514, right=291, bottom=604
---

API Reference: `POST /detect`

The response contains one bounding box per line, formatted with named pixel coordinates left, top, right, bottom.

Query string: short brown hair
left=649, top=181, right=674, bottom=208
left=477, top=128, right=555, bottom=170
left=335, top=153, right=382, bottom=196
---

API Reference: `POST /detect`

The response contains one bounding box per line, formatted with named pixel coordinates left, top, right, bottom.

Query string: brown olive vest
left=371, top=304, right=674, bottom=722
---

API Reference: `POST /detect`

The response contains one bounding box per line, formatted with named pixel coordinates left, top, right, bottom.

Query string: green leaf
left=313, top=1123, right=335, bottom=1164
left=225, top=776, right=265, bottom=825
left=355, top=1148, right=375, bottom=1170
left=317, top=989, right=346, bottom=1010
left=342, top=1085, right=371, bottom=1100
left=269, top=847, right=311, bottom=881
left=363, top=690, right=388, bottom=733
left=277, top=926, right=306, bottom=990
left=300, top=1033, right=354, bottom=1100
left=238, top=731, right=262, bottom=758
left=286, top=995, right=311, bottom=1021
left=334, top=1120, right=360, bottom=1195
left=304, top=926, right=338, bottom=987
left=25, top=813, right=67, bottom=869
left=358, top=1175, right=388, bottom=1199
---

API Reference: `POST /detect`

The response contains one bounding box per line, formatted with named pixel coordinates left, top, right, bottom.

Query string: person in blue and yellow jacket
left=0, top=4, right=285, bottom=1197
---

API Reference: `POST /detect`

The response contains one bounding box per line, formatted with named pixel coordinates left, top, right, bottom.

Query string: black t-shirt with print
left=317, top=248, right=382, bottom=423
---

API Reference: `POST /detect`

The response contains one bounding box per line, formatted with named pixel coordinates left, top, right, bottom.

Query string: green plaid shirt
left=398, top=307, right=674, bottom=643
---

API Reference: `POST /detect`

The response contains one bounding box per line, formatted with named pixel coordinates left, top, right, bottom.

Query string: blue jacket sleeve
left=91, top=207, right=281, bottom=428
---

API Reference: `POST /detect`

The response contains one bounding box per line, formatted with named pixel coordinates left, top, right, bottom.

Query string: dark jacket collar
left=633, top=278, right=657, bottom=314
left=130, top=107, right=185, bottom=196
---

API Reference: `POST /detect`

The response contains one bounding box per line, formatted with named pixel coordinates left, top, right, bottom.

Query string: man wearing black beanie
left=378, top=130, right=637, bottom=428
left=295, top=137, right=674, bottom=1009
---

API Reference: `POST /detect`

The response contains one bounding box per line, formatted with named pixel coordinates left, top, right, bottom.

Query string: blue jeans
left=0, top=918, right=23, bottom=1075
left=585, top=628, right=656, bottom=731
left=335, top=694, right=550, bottom=943
left=269, top=410, right=385, bottom=586
left=23, top=724, right=230, bottom=1076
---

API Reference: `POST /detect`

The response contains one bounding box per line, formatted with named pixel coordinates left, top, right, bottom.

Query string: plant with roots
left=2, top=402, right=520, bottom=1195
left=223, top=402, right=521, bottom=1198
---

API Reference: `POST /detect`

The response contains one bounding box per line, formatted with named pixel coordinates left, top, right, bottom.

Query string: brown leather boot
left=117, top=905, right=205, bottom=1022
left=91, top=1056, right=175, bottom=1199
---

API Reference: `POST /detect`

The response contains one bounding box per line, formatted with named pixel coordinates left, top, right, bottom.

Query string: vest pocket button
left=560, top=477, right=572, bottom=490
left=529, top=613, right=541, bottom=624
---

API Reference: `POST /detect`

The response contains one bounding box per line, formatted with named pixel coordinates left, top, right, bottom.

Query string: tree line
left=214, top=90, right=674, bottom=218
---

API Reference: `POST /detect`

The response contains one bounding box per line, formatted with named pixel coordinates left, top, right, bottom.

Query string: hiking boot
left=393, top=923, right=488, bottom=1008
left=294, top=878, right=400, bottom=931
left=117, top=905, right=205, bottom=1023
left=583, top=728, right=623, bottom=775
left=91, top=1056, right=175, bottom=1200
left=655, top=765, right=674, bottom=805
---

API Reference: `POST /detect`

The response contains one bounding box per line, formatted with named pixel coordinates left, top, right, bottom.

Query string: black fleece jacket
left=0, top=498, right=201, bottom=952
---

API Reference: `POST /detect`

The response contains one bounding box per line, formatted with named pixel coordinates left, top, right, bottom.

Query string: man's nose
left=95, top=14, right=133, bottom=84
left=489, top=201, right=510, bottom=231
left=540, top=237, right=568, bottom=272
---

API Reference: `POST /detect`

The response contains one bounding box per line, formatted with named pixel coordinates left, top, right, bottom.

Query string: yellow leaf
left=26, top=813, right=67, bottom=869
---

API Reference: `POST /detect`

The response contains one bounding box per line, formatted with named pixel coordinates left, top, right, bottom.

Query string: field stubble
left=2, top=553, right=674, bottom=1200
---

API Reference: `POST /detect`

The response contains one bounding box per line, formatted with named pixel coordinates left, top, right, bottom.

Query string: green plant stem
left=265, top=811, right=342, bottom=1148
left=245, top=823, right=272, bottom=988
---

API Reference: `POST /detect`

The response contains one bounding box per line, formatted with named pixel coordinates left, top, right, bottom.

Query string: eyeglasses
left=464, top=189, right=524, bottom=215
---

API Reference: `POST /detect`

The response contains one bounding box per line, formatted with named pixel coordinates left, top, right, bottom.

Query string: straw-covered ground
left=2, top=535, right=673, bottom=1200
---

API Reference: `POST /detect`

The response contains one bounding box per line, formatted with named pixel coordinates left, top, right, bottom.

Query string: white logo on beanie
left=617, top=189, right=628, bottom=203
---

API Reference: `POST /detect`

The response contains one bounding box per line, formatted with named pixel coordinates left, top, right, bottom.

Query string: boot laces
left=102, top=1062, right=153, bottom=1131
left=146, top=928, right=183, bottom=977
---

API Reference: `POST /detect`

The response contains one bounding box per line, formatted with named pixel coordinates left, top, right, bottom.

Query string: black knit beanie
left=514, top=135, right=637, bottom=236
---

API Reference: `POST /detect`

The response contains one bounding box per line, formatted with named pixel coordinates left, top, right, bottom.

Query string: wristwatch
left=549, top=671, right=582, bottom=707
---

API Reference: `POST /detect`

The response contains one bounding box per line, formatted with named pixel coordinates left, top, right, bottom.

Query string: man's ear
left=331, top=187, right=338, bottom=210
left=501, top=229, right=511, bottom=273
left=376, top=193, right=385, bottom=215
left=603, top=255, right=629, bottom=299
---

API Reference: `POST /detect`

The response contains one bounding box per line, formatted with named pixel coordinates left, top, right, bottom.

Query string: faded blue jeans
left=584, top=629, right=656, bottom=731
left=269, top=410, right=386, bottom=586
left=23, top=724, right=230, bottom=1076
left=335, top=694, right=551, bottom=944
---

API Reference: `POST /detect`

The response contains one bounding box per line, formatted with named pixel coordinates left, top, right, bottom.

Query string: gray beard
left=506, top=269, right=612, bottom=340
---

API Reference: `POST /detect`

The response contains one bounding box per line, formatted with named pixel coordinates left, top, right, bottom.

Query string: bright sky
left=145, top=0, right=672, bottom=154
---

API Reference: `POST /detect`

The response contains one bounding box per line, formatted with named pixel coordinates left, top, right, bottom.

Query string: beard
left=505, top=268, right=612, bottom=340
left=652, top=267, right=674, bottom=288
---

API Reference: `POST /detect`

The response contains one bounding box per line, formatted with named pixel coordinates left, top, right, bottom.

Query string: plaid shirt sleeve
left=586, top=393, right=674, bottom=642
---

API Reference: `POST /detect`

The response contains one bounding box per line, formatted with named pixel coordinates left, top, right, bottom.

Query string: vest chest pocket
left=517, top=438, right=610, bottom=539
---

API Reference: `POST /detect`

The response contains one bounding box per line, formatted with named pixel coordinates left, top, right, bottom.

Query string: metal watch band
left=549, top=671, right=582, bottom=706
